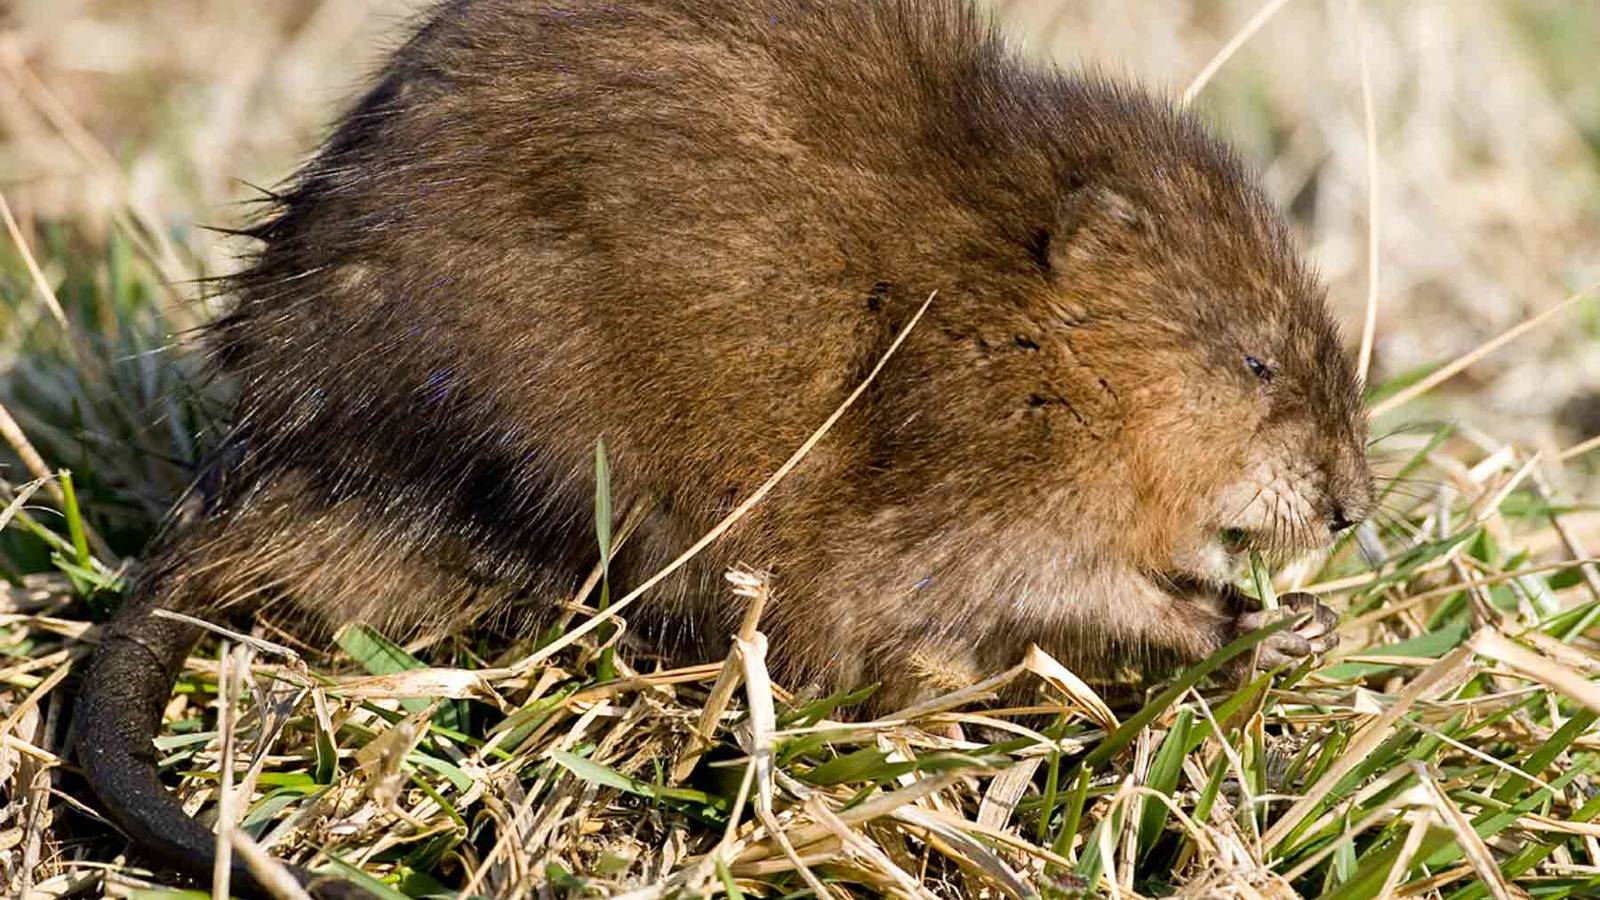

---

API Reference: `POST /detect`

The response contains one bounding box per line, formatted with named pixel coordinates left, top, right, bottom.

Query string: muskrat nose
left=1324, top=443, right=1374, bottom=536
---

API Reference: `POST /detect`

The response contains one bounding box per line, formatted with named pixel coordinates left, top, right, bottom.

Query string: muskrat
left=76, top=0, right=1373, bottom=895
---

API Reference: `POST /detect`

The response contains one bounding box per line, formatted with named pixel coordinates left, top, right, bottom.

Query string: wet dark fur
left=77, top=1, right=1372, bottom=896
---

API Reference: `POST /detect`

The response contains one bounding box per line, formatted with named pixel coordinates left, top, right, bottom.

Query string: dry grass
left=3, top=1, right=1600, bottom=898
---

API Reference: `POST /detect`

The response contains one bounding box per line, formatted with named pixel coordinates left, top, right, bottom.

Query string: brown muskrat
left=76, top=0, right=1372, bottom=896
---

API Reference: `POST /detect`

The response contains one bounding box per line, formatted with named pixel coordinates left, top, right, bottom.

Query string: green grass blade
left=1138, top=709, right=1193, bottom=860
left=1084, top=617, right=1292, bottom=769
left=56, top=468, right=90, bottom=568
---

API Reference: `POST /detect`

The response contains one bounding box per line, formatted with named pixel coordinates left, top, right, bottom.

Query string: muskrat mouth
left=1161, top=570, right=1251, bottom=605
left=1218, top=527, right=1253, bottom=554
left=1153, top=526, right=1265, bottom=603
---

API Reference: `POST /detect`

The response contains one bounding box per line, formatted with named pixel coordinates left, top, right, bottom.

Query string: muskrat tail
left=76, top=584, right=372, bottom=900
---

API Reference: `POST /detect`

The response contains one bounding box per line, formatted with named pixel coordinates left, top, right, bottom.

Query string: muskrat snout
left=1322, top=439, right=1376, bottom=536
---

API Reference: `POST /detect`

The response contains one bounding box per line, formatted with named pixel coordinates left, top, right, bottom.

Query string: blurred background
left=1, top=0, right=1598, bottom=560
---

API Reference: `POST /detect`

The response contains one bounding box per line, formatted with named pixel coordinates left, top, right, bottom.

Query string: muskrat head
left=1034, top=170, right=1374, bottom=585
left=1196, top=309, right=1375, bottom=569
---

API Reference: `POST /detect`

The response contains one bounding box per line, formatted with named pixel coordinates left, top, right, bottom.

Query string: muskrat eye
left=1244, top=355, right=1273, bottom=382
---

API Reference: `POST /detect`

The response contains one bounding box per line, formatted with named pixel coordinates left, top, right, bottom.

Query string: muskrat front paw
left=1234, top=591, right=1339, bottom=669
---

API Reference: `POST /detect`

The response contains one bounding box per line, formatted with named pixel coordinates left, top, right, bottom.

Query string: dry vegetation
left=3, top=1, right=1600, bottom=898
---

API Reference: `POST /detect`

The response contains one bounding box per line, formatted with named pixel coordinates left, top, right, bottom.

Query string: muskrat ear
left=1031, top=184, right=1145, bottom=275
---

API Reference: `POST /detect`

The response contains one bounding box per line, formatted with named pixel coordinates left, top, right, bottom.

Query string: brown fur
left=167, top=0, right=1372, bottom=706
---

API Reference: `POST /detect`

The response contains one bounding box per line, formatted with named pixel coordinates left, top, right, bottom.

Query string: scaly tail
left=77, top=587, right=372, bottom=899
